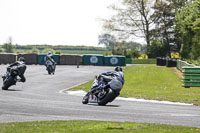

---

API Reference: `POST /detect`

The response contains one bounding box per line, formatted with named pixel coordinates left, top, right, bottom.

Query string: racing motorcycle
left=82, top=75, right=120, bottom=106
left=46, top=60, right=56, bottom=75
left=2, top=66, right=20, bottom=90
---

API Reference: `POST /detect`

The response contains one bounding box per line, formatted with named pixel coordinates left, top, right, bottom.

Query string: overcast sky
left=0, top=0, right=119, bottom=46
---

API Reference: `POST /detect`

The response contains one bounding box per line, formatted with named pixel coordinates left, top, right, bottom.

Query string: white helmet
left=47, top=51, right=52, bottom=55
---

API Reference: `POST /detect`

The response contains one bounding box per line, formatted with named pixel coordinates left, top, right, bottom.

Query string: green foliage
left=148, top=38, right=168, bottom=58
left=60, top=50, right=108, bottom=55
left=125, top=49, right=140, bottom=58
left=175, top=0, right=200, bottom=59
left=41, top=48, right=55, bottom=54
left=0, top=120, right=198, bottom=133
left=0, top=47, right=5, bottom=53
left=55, top=50, right=61, bottom=54
left=151, top=0, right=188, bottom=53
left=2, top=43, right=15, bottom=53
left=99, top=38, right=142, bottom=58
left=31, top=48, right=40, bottom=54
left=15, top=49, right=25, bottom=54
left=131, top=59, right=156, bottom=64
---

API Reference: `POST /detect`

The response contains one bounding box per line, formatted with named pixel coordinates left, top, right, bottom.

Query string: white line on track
left=60, top=89, right=193, bottom=106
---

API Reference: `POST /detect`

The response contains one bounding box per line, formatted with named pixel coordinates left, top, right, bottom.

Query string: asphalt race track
left=0, top=65, right=200, bottom=128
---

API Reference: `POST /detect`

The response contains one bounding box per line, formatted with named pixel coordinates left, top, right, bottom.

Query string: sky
left=0, top=0, right=120, bottom=46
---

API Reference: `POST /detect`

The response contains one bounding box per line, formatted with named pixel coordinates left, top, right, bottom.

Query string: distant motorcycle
left=2, top=66, right=20, bottom=90
left=82, top=75, right=120, bottom=106
left=46, top=60, right=56, bottom=75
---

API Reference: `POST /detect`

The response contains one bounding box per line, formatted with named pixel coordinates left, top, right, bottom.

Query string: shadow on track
left=87, top=104, right=120, bottom=107
left=2, top=89, right=23, bottom=91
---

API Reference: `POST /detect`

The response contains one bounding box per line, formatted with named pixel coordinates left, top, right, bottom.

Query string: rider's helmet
left=47, top=51, right=52, bottom=56
left=114, top=66, right=122, bottom=72
left=18, top=57, right=25, bottom=62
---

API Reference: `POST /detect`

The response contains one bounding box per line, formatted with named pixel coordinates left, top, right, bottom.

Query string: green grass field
left=0, top=120, right=199, bottom=133
left=69, top=64, right=200, bottom=106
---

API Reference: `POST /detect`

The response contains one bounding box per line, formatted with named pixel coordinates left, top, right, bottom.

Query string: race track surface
left=0, top=65, right=200, bottom=128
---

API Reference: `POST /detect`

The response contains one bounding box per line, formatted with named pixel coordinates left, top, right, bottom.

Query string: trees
left=150, top=0, right=190, bottom=57
left=175, top=0, right=200, bottom=59
left=98, top=33, right=141, bottom=58
left=103, top=0, right=156, bottom=52
left=2, top=36, right=15, bottom=53
left=2, top=43, right=15, bottom=53
left=102, top=0, right=199, bottom=58
left=98, top=34, right=117, bottom=51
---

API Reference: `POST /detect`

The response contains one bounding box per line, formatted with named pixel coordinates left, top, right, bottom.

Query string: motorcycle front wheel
left=82, top=92, right=90, bottom=104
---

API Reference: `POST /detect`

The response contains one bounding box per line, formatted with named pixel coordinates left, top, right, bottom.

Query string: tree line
left=100, top=0, right=199, bottom=60
left=0, top=43, right=108, bottom=55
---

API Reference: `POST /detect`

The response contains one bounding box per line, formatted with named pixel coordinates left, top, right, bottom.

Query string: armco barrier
left=17, top=53, right=37, bottom=65
left=177, top=60, right=195, bottom=72
left=82, top=54, right=104, bottom=66
left=0, top=53, right=16, bottom=64
left=104, top=56, right=126, bottom=66
left=37, top=54, right=60, bottom=65
left=60, top=55, right=82, bottom=65
left=183, top=67, right=200, bottom=88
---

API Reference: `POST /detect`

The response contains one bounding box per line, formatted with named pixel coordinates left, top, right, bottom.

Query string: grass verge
left=0, top=120, right=199, bottom=133
left=69, top=64, right=200, bottom=105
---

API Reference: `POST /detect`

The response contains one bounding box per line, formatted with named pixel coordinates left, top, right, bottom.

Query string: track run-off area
left=0, top=65, right=200, bottom=128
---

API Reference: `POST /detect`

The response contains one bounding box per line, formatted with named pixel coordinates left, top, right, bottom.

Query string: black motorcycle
left=2, top=66, right=20, bottom=90
left=82, top=75, right=120, bottom=106
left=46, top=60, right=56, bottom=75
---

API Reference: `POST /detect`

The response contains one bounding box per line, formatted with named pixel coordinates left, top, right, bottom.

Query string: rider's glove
left=96, top=74, right=102, bottom=79
left=7, top=67, right=11, bottom=72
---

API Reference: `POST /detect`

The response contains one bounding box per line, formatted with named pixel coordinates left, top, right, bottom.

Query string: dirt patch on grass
left=173, top=67, right=183, bottom=79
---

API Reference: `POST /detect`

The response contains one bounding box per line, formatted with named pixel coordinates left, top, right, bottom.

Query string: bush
left=41, top=48, right=55, bottom=54
left=55, top=50, right=61, bottom=54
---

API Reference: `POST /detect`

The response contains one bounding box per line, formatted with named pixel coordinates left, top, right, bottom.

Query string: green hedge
left=132, top=59, right=156, bottom=64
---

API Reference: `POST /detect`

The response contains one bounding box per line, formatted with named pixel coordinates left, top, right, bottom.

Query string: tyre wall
left=0, top=53, right=16, bottom=64
left=60, top=55, right=82, bottom=65
left=17, top=54, right=38, bottom=65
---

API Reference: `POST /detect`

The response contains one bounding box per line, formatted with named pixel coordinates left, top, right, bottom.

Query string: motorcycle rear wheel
left=47, top=66, right=52, bottom=75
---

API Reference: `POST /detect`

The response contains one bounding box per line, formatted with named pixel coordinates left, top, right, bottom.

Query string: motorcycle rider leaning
left=44, top=51, right=56, bottom=66
left=96, top=66, right=125, bottom=93
left=6, top=57, right=27, bottom=82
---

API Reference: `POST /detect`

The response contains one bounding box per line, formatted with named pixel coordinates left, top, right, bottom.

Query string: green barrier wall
left=37, top=54, right=60, bottom=65
left=82, top=54, right=104, bottom=65
left=125, top=58, right=132, bottom=64
left=183, top=67, right=200, bottom=87
left=104, top=56, right=126, bottom=66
